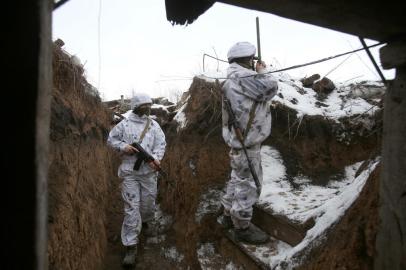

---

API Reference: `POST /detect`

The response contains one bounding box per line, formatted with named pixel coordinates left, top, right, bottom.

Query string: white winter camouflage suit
left=222, top=62, right=278, bottom=229
left=108, top=113, right=166, bottom=246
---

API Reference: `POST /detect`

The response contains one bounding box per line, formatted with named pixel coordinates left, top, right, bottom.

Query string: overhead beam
left=215, top=0, right=405, bottom=41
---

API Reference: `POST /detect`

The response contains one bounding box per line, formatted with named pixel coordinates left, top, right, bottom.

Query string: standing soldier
left=221, top=41, right=278, bottom=244
left=107, top=93, right=166, bottom=267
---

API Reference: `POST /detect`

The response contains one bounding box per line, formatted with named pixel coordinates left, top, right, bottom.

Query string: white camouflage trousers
left=221, top=144, right=263, bottom=229
left=121, top=172, right=157, bottom=246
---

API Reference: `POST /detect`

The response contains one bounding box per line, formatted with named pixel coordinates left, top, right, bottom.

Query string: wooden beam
left=217, top=0, right=405, bottom=41
left=380, top=41, right=406, bottom=69
left=375, top=65, right=406, bottom=269
left=2, top=0, right=52, bottom=269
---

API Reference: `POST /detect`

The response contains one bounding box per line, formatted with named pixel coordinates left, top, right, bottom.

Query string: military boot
left=234, top=223, right=269, bottom=244
left=218, top=214, right=233, bottom=229
left=122, top=245, right=137, bottom=267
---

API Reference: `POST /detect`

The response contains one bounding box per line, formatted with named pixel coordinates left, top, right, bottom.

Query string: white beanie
left=131, top=93, right=152, bottom=109
left=227, top=42, right=256, bottom=62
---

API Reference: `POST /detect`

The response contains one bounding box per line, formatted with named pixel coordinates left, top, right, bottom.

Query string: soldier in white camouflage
left=107, top=93, right=166, bottom=267
left=221, top=41, right=278, bottom=244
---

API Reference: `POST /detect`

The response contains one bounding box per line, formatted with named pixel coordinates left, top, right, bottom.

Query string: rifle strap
left=138, top=117, right=151, bottom=144
left=243, top=101, right=258, bottom=141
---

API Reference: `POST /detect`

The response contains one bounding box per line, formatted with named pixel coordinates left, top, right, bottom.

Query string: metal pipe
left=359, top=37, right=387, bottom=84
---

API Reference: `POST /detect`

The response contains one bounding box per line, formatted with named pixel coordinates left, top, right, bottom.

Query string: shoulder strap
left=243, top=101, right=258, bottom=141
left=138, top=117, right=151, bottom=143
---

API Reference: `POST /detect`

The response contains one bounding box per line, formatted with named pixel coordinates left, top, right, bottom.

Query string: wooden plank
left=375, top=66, right=406, bottom=270
left=252, top=205, right=314, bottom=246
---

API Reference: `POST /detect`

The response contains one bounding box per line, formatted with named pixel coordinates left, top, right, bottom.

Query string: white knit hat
left=227, top=42, right=256, bottom=62
left=131, top=93, right=152, bottom=109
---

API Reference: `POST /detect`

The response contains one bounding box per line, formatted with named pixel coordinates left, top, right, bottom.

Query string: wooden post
left=2, top=0, right=52, bottom=269
left=375, top=40, right=406, bottom=270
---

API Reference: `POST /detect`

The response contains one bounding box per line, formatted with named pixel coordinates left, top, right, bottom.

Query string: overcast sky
left=52, top=0, right=394, bottom=101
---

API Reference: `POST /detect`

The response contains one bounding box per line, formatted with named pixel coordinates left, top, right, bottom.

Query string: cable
left=201, top=42, right=384, bottom=80
left=322, top=54, right=353, bottom=78
left=345, top=39, right=379, bottom=79
left=203, top=53, right=228, bottom=73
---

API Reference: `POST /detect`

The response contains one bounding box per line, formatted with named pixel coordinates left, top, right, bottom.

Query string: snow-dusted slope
left=259, top=146, right=379, bottom=269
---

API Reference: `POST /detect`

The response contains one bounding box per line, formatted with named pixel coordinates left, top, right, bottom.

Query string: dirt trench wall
left=47, top=45, right=120, bottom=270
left=159, top=78, right=230, bottom=267
left=267, top=103, right=381, bottom=185
left=298, top=164, right=381, bottom=270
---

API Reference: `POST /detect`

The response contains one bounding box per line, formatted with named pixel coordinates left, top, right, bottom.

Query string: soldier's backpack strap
left=138, top=117, right=151, bottom=144
left=243, top=101, right=258, bottom=142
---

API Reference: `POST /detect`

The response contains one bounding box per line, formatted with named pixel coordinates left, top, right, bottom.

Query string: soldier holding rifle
left=107, top=93, right=166, bottom=267
left=220, top=41, right=278, bottom=244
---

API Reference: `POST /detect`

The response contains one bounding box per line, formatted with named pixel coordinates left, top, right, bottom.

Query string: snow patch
left=257, top=145, right=379, bottom=269
left=162, top=246, right=184, bottom=263
left=195, top=188, right=223, bottom=223
left=173, top=102, right=188, bottom=131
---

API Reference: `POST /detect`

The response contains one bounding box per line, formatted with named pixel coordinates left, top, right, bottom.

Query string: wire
left=345, top=39, right=379, bottom=79
left=201, top=42, right=384, bottom=80
left=322, top=54, right=353, bottom=78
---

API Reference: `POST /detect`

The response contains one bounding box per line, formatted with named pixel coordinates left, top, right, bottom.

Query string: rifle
left=130, top=141, right=167, bottom=178
left=223, top=96, right=261, bottom=196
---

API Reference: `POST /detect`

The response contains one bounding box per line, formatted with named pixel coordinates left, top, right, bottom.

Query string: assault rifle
left=223, top=96, right=261, bottom=196
left=131, top=141, right=167, bottom=178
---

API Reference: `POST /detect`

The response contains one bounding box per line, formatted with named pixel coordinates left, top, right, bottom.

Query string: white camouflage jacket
left=107, top=113, right=166, bottom=176
left=222, top=63, right=278, bottom=148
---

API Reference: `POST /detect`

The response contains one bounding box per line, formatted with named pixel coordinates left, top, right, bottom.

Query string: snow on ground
left=151, top=103, right=170, bottom=112
left=162, top=246, right=184, bottom=263
left=198, top=70, right=227, bottom=83
left=173, top=102, right=188, bottom=131
left=271, top=72, right=381, bottom=120
left=197, top=242, right=243, bottom=270
left=199, top=70, right=382, bottom=123
left=258, top=145, right=380, bottom=269
left=195, top=188, right=223, bottom=223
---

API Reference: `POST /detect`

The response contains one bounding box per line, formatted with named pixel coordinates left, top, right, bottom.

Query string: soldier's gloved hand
left=148, top=160, right=160, bottom=171
left=123, top=144, right=139, bottom=155
left=256, top=60, right=266, bottom=72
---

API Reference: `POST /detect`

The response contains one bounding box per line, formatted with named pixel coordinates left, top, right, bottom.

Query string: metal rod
left=358, top=37, right=387, bottom=84
left=256, top=17, right=262, bottom=61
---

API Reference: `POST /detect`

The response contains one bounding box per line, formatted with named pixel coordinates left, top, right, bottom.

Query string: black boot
left=122, top=245, right=137, bottom=267
left=219, top=214, right=233, bottom=229
left=234, top=223, right=269, bottom=244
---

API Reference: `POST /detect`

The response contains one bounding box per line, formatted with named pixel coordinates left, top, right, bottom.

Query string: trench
left=49, top=45, right=383, bottom=270
left=101, top=78, right=382, bottom=269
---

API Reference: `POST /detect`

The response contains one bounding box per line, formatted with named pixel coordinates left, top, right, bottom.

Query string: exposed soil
left=298, top=164, right=380, bottom=270
left=266, top=103, right=381, bottom=185
left=48, top=44, right=120, bottom=270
